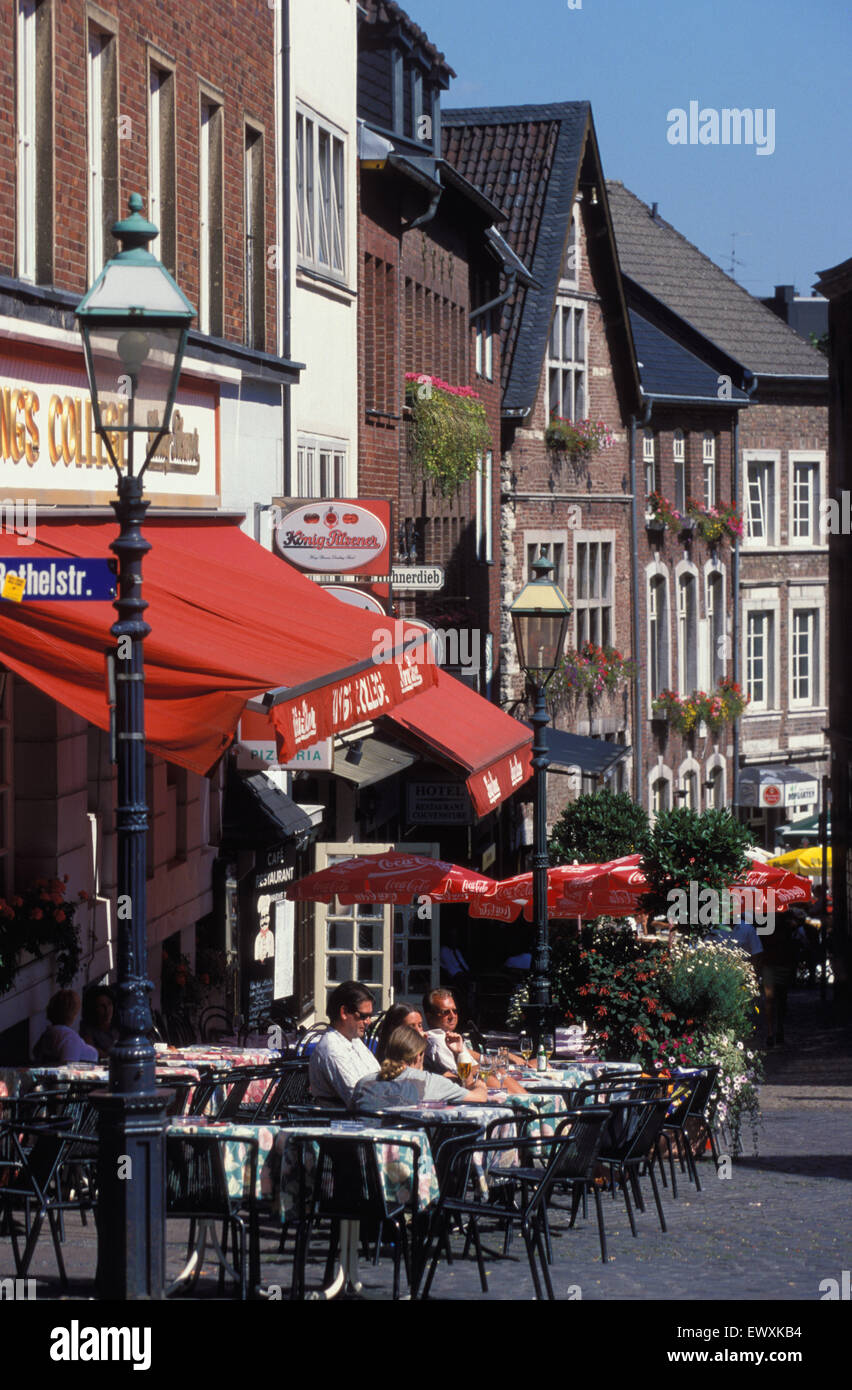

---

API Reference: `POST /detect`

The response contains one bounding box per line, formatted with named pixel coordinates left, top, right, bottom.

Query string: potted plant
left=552, top=642, right=638, bottom=704
left=685, top=498, right=744, bottom=544
left=0, top=877, right=85, bottom=996
left=646, top=492, right=684, bottom=534
left=545, top=416, right=613, bottom=460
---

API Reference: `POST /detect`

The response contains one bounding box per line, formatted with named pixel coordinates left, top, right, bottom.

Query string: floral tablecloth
left=1, top=1062, right=202, bottom=1100
left=167, top=1119, right=439, bottom=1218
left=517, top=1059, right=643, bottom=1093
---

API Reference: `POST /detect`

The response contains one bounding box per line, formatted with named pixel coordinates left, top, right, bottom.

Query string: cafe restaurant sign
left=0, top=349, right=219, bottom=504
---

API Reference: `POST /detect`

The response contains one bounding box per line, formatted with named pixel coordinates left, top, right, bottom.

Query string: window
left=643, top=430, right=657, bottom=496
left=651, top=776, right=671, bottom=815
left=707, top=571, right=725, bottom=685
left=745, top=458, right=776, bottom=545
left=295, top=438, right=352, bottom=498
left=703, top=433, right=716, bottom=509
left=673, top=429, right=685, bottom=463
left=677, top=573, right=698, bottom=694
left=791, top=459, right=820, bottom=546
left=148, top=63, right=175, bottom=274
left=682, top=770, right=698, bottom=810
left=547, top=301, right=586, bottom=420
left=475, top=451, right=493, bottom=563
left=562, top=206, right=580, bottom=286
left=791, top=608, right=818, bottom=707
left=198, top=99, right=224, bottom=337
left=575, top=537, right=613, bottom=648
left=475, top=309, right=493, bottom=381
left=648, top=574, right=669, bottom=698
left=527, top=539, right=566, bottom=595
left=16, top=0, right=52, bottom=284
left=244, top=126, right=264, bottom=350
left=674, top=451, right=686, bottom=512
left=87, top=23, right=117, bottom=281
left=393, top=901, right=437, bottom=1002
left=707, top=765, right=724, bottom=809
left=296, top=109, right=346, bottom=279
left=746, top=610, right=773, bottom=710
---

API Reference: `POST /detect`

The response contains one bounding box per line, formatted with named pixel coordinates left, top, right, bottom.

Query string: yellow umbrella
left=769, top=846, right=831, bottom=877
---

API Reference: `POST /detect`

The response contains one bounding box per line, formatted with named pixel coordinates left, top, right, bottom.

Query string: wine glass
left=479, top=1047, right=492, bottom=1083
left=495, top=1047, right=509, bottom=1086
left=541, top=1033, right=555, bottom=1065
left=519, top=1032, right=532, bottom=1064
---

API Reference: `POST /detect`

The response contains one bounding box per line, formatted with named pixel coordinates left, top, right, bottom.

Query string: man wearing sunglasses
left=422, top=988, right=527, bottom=1094
left=309, top=979, right=380, bottom=1105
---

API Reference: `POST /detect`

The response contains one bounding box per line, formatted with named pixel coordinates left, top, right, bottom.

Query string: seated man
left=308, top=979, right=380, bottom=1106
left=422, top=987, right=527, bottom=1095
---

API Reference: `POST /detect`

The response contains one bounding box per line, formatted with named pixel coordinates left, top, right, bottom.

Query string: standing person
left=33, top=990, right=99, bottom=1065
left=308, top=980, right=380, bottom=1105
left=761, top=911, right=797, bottom=1048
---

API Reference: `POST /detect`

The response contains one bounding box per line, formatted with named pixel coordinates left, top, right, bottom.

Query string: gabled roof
left=359, top=0, right=455, bottom=83
left=443, top=102, right=595, bottom=413
left=629, top=310, right=748, bottom=404
left=607, top=182, right=827, bottom=380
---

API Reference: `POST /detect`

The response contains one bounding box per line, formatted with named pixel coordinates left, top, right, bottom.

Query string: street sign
left=0, top=557, right=116, bottom=601
left=391, top=564, right=444, bottom=590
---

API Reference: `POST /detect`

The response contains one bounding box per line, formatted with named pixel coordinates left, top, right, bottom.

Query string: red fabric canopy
left=0, top=516, right=437, bottom=774
left=287, top=852, right=496, bottom=905
left=384, top=669, right=532, bottom=816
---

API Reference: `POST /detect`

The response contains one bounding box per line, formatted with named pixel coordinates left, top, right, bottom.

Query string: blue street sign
left=0, top=557, right=116, bottom=602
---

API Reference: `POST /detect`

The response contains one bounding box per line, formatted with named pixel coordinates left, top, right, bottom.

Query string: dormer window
left=561, top=205, right=580, bottom=287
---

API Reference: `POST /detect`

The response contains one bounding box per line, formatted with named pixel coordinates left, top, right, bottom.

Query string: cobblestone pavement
left=5, top=986, right=851, bottom=1304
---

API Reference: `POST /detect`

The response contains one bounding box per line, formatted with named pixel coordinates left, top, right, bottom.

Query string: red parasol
left=286, top=852, right=497, bottom=905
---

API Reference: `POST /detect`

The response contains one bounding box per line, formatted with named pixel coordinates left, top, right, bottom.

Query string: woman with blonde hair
left=372, top=1024, right=488, bottom=1104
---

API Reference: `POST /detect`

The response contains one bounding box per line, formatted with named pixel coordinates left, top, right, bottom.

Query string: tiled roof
left=629, top=310, right=748, bottom=403
left=608, top=182, right=826, bottom=379
left=443, top=103, right=591, bottom=412
left=359, top=0, right=455, bottom=82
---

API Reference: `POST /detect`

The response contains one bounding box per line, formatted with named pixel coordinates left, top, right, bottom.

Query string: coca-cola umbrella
left=578, top=855, right=813, bottom=918
left=286, top=851, right=497, bottom=905
left=468, top=861, right=615, bottom=922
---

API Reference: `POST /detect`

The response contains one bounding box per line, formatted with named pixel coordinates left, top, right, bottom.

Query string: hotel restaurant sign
left=0, top=346, right=219, bottom=505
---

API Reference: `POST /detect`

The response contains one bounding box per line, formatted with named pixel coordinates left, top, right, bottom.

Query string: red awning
left=0, top=516, right=436, bottom=774
left=384, top=669, right=533, bottom=816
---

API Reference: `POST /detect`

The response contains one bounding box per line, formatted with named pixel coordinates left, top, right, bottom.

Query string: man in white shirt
left=309, top=980, right=380, bottom=1106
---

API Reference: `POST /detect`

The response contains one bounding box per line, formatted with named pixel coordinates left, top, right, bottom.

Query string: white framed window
left=199, top=98, right=223, bottom=337
left=745, top=610, right=773, bottom=710
left=562, top=205, right=580, bottom=287
left=475, top=309, right=493, bottom=381
left=673, top=429, right=685, bottom=463
left=744, top=455, right=778, bottom=546
left=296, top=108, right=346, bottom=280
left=525, top=533, right=568, bottom=596
left=647, top=570, right=670, bottom=699
left=575, top=534, right=613, bottom=648
left=295, top=437, right=353, bottom=498
left=475, top=451, right=493, bottom=563
left=681, top=768, right=699, bottom=810
left=790, top=608, right=817, bottom=707
left=16, top=0, right=37, bottom=282
left=643, top=430, right=657, bottom=495
left=650, top=771, right=672, bottom=816
left=676, top=570, right=698, bottom=694
left=245, top=124, right=264, bottom=349
left=148, top=62, right=175, bottom=272
left=790, top=456, right=823, bottom=547
left=702, top=433, right=716, bottom=509
left=705, top=760, right=725, bottom=809
left=706, top=569, right=725, bottom=686
left=547, top=299, right=586, bottom=420
left=87, top=28, right=106, bottom=280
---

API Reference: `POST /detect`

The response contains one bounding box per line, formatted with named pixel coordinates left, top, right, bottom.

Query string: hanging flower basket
left=685, top=499, right=743, bottom=544
left=652, top=681, right=750, bottom=735
left=0, top=878, right=84, bottom=996
left=552, top=643, right=638, bottom=704
left=545, top=416, right=613, bottom=460
left=405, top=373, right=492, bottom=498
left=646, top=492, right=684, bottom=534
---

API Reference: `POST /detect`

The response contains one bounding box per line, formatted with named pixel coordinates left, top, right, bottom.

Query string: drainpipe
left=630, top=399, right=653, bottom=807
left=469, top=270, right=517, bottom=323
left=732, top=373, right=757, bottom=816
left=403, top=189, right=441, bottom=233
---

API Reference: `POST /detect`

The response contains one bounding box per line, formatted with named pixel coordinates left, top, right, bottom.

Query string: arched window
left=677, top=573, right=698, bottom=694
left=707, top=571, right=725, bottom=685
left=651, top=776, right=671, bottom=815
left=648, top=574, right=669, bottom=698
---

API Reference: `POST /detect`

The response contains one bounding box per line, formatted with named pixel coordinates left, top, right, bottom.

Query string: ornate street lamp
left=76, top=193, right=195, bottom=1300
left=509, top=552, right=573, bottom=1042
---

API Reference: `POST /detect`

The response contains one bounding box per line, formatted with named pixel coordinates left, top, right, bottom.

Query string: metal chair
left=165, top=1130, right=259, bottom=1299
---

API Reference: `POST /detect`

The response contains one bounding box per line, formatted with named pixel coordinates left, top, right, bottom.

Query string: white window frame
left=673, top=433, right=686, bottom=509
left=703, top=561, right=726, bottom=689
left=643, top=430, right=657, bottom=496
left=199, top=102, right=211, bottom=335
left=295, top=435, right=354, bottom=499
left=574, top=531, right=615, bottom=650
left=524, top=531, right=569, bottom=598
left=678, top=757, right=701, bottom=812
left=475, top=450, right=493, bottom=563
left=676, top=563, right=699, bottom=695
left=702, top=433, right=716, bottom=509
left=561, top=204, right=580, bottom=287
left=547, top=297, right=587, bottom=421
left=296, top=106, right=346, bottom=282
left=87, top=27, right=106, bottom=281
left=673, top=429, right=685, bottom=463
left=788, top=585, right=826, bottom=711
left=16, top=0, right=37, bottom=283
left=742, top=590, right=780, bottom=713
left=649, top=765, right=673, bottom=819
left=475, top=309, right=493, bottom=381
left=704, top=754, right=726, bottom=807
left=744, top=452, right=779, bottom=548
left=148, top=65, right=163, bottom=261
left=646, top=562, right=671, bottom=705
left=788, top=451, right=826, bottom=549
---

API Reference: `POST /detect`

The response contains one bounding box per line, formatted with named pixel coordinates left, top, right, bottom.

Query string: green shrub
left=659, top=939, right=759, bottom=1038
left=549, top=790, right=649, bottom=866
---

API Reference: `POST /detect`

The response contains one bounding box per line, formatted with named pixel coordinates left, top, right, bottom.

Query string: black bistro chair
left=165, top=1129, right=259, bottom=1299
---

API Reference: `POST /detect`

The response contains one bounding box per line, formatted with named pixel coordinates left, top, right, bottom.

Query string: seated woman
left=352, top=1024, right=489, bottom=1110
left=374, top=1002, right=426, bottom=1062
left=32, top=990, right=99, bottom=1065
left=80, top=986, right=120, bottom=1058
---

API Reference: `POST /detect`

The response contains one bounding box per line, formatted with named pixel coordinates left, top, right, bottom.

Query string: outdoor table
left=517, top=1059, right=643, bottom=1093
left=1, top=1062, right=202, bottom=1098
left=154, top=1045, right=281, bottom=1111
left=167, top=1116, right=438, bottom=1298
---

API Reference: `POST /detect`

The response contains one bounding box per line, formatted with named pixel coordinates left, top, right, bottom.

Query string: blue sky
left=401, top=0, right=850, bottom=299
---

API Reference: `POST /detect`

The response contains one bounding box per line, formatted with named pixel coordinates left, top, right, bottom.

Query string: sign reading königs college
left=0, top=348, right=219, bottom=504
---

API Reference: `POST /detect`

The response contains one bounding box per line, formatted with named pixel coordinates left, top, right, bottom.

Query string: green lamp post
left=509, top=552, right=573, bottom=1043
left=76, top=193, right=195, bottom=1300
